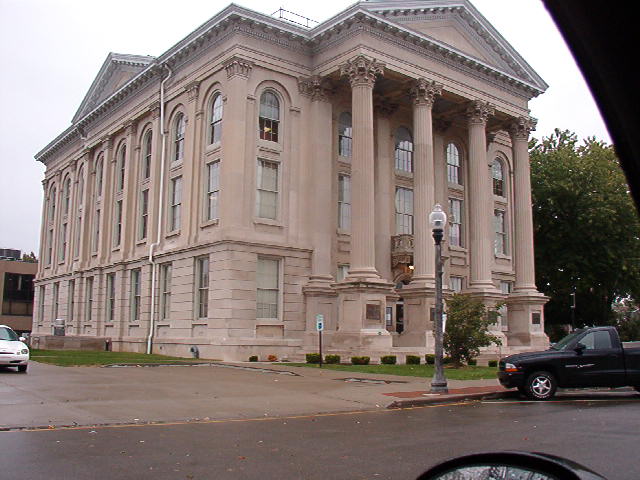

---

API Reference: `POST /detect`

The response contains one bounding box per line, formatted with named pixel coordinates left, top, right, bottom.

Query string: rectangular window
left=92, top=209, right=100, bottom=253
left=85, top=277, right=93, bottom=322
left=138, top=189, right=149, bottom=240
left=130, top=269, right=141, bottom=322
left=450, top=276, right=463, bottom=293
left=52, top=282, right=59, bottom=320
left=169, top=177, right=182, bottom=231
left=46, top=229, right=53, bottom=265
left=74, top=212, right=82, bottom=258
left=113, top=200, right=123, bottom=247
left=38, top=285, right=46, bottom=325
left=106, top=273, right=116, bottom=323
left=337, top=264, right=350, bottom=282
left=395, top=187, right=413, bottom=235
left=59, top=223, right=67, bottom=262
left=499, top=281, right=512, bottom=329
left=257, top=257, right=279, bottom=319
left=195, top=257, right=209, bottom=319
left=500, top=281, right=513, bottom=295
left=256, top=159, right=278, bottom=219
left=160, top=263, right=172, bottom=320
left=338, top=174, right=351, bottom=230
left=494, top=209, right=507, bottom=255
left=68, top=280, right=75, bottom=323
left=449, top=198, right=463, bottom=247
left=206, top=161, right=220, bottom=221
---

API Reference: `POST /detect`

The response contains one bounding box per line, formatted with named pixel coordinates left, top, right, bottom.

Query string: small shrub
left=381, top=355, right=396, bottom=365
left=425, top=354, right=435, bottom=365
left=306, top=353, right=321, bottom=364
left=467, top=359, right=477, bottom=366
left=443, top=356, right=452, bottom=365
left=325, top=354, right=340, bottom=364
left=406, top=355, right=421, bottom=365
left=268, top=354, right=278, bottom=362
left=351, top=356, right=370, bottom=365
left=488, top=360, right=498, bottom=368
left=249, top=355, right=258, bottom=362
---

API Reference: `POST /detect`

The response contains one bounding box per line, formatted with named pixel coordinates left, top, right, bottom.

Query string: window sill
left=111, top=247, right=120, bottom=253
left=169, top=161, right=183, bottom=172
left=337, top=229, right=351, bottom=236
left=136, top=239, right=147, bottom=246
left=165, top=230, right=180, bottom=239
left=493, top=195, right=507, bottom=203
left=449, top=245, right=467, bottom=253
left=205, top=142, right=222, bottom=155
left=254, top=218, right=283, bottom=228
left=448, top=183, right=464, bottom=192
left=495, top=253, right=512, bottom=261
left=395, top=169, right=413, bottom=178
left=201, top=218, right=219, bottom=229
left=256, top=319, right=282, bottom=326
left=257, top=141, right=282, bottom=153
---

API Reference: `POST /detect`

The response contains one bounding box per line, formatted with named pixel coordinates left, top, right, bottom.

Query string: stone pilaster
left=340, top=55, right=384, bottom=282
left=98, top=136, right=113, bottom=265
left=466, top=100, right=498, bottom=293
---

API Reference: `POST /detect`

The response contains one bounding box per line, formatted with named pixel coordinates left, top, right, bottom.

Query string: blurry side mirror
left=417, top=451, right=606, bottom=480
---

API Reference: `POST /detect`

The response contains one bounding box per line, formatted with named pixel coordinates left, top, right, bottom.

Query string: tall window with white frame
left=338, top=112, right=352, bottom=158
left=446, top=143, right=462, bottom=185
left=337, top=264, right=350, bottom=282
left=449, top=198, right=463, bottom=247
left=257, top=257, right=279, bottom=320
left=67, top=280, right=75, bottom=326
left=160, top=263, right=172, bottom=321
left=38, top=285, right=45, bottom=326
left=338, top=174, right=351, bottom=231
left=494, top=209, right=507, bottom=255
left=138, top=189, right=149, bottom=241
left=256, top=159, right=278, bottom=219
left=449, top=276, right=463, bottom=293
left=492, top=158, right=505, bottom=197
left=195, top=257, right=209, bottom=319
left=205, top=160, right=220, bottom=221
left=52, top=282, right=59, bottom=322
left=106, top=273, right=116, bottom=323
left=85, top=277, right=93, bottom=324
left=395, top=127, right=414, bottom=173
left=209, top=94, right=223, bottom=144
left=173, top=113, right=185, bottom=164
left=169, top=176, right=182, bottom=232
left=47, top=186, right=56, bottom=266
left=59, top=177, right=70, bottom=263
left=58, top=222, right=67, bottom=263
left=63, top=177, right=71, bottom=216
left=142, top=131, right=153, bottom=181
left=74, top=167, right=84, bottom=258
left=259, top=92, right=280, bottom=142
left=113, top=200, right=123, bottom=247
left=117, top=144, right=126, bottom=192
left=395, top=187, right=414, bottom=234
left=130, top=269, right=141, bottom=322
left=93, top=155, right=103, bottom=255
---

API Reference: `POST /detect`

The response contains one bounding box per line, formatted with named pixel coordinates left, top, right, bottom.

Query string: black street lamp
left=429, top=204, right=448, bottom=393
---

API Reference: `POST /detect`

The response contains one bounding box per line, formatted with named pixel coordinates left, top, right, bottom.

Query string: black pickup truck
left=498, top=326, right=640, bottom=400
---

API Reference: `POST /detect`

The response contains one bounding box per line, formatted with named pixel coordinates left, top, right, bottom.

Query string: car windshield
left=0, top=327, right=19, bottom=341
left=550, top=330, right=584, bottom=350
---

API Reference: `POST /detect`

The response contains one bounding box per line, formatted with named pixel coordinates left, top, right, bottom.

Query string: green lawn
left=30, top=349, right=204, bottom=367
left=282, top=363, right=498, bottom=380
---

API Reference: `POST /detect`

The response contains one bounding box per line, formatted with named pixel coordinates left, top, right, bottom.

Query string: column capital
left=101, top=136, right=113, bottom=151
left=509, top=116, right=537, bottom=140
left=466, top=100, right=495, bottom=125
left=298, top=75, right=332, bottom=102
left=409, top=78, right=442, bottom=107
left=185, top=80, right=200, bottom=103
left=340, top=55, right=384, bottom=89
left=223, top=56, right=253, bottom=80
left=148, top=101, right=161, bottom=120
left=123, top=120, right=136, bottom=136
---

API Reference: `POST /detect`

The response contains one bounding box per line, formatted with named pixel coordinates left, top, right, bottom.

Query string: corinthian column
left=340, top=55, right=384, bottom=282
left=509, top=117, right=538, bottom=293
left=409, top=78, right=442, bottom=287
left=466, top=100, right=496, bottom=292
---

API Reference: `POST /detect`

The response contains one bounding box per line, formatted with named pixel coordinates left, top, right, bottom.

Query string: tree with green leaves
left=443, top=294, right=502, bottom=367
left=530, top=129, right=640, bottom=329
left=21, top=252, right=37, bottom=263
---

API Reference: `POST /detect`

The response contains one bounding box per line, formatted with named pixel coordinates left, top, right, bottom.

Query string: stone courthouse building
left=32, top=0, right=549, bottom=360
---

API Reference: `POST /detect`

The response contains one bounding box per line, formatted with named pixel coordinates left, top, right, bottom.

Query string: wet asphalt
left=3, top=396, right=639, bottom=480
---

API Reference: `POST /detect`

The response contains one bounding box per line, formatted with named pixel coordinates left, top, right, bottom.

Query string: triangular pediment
left=72, top=53, right=155, bottom=124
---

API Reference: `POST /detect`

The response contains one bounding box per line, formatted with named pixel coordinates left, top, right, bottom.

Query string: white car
left=0, top=325, right=29, bottom=373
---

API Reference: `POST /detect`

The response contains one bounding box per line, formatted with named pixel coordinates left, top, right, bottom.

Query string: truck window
left=580, top=331, right=613, bottom=350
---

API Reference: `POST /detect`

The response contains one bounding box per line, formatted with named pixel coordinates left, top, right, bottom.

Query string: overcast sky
left=0, top=0, right=610, bottom=256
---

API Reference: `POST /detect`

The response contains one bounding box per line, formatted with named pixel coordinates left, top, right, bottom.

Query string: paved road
left=3, top=397, right=639, bottom=479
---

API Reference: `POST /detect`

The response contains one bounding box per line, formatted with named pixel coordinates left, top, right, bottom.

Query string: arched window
left=446, top=143, right=462, bottom=185
left=48, top=186, right=57, bottom=224
left=63, top=177, right=71, bottom=215
left=116, top=144, right=126, bottom=192
left=174, top=113, right=185, bottom=162
left=395, top=127, right=413, bottom=173
left=492, top=157, right=505, bottom=196
left=259, top=91, right=279, bottom=142
left=209, top=94, right=223, bottom=144
left=95, top=155, right=104, bottom=197
left=338, top=112, right=352, bottom=157
left=142, top=130, right=152, bottom=180
left=74, top=166, right=85, bottom=258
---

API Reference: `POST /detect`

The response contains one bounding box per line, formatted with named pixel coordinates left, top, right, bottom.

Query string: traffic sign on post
left=316, top=314, right=324, bottom=332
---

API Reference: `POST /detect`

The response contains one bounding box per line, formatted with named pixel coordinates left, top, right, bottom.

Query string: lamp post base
left=430, top=380, right=449, bottom=394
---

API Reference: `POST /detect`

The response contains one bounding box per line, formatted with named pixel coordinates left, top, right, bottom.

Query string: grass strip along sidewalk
left=30, top=349, right=202, bottom=367
left=282, top=363, right=498, bottom=380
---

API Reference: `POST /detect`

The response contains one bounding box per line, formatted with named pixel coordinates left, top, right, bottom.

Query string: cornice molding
left=223, top=55, right=253, bottom=79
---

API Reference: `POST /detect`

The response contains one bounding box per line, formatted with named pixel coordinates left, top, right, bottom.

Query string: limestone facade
left=32, top=0, right=549, bottom=360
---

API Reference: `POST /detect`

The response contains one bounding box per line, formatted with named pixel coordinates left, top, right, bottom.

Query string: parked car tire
left=524, top=371, right=557, bottom=400
left=17, top=365, right=27, bottom=373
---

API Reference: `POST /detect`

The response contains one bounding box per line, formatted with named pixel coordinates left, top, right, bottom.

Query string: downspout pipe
left=147, top=64, right=172, bottom=355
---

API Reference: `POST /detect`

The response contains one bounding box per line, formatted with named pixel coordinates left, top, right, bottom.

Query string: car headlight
left=504, top=363, right=520, bottom=372
left=21, top=349, right=29, bottom=355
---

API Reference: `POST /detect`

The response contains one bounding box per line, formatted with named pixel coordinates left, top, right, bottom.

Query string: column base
left=395, top=286, right=435, bottom=347
left=506, top=291, right=549, bottom=347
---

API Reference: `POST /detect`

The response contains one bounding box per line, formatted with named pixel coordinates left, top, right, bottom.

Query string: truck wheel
left=524, top=371, right=557, bottom=400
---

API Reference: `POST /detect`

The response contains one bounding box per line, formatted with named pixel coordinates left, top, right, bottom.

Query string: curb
left=387, top=390, right=518, bottom=408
